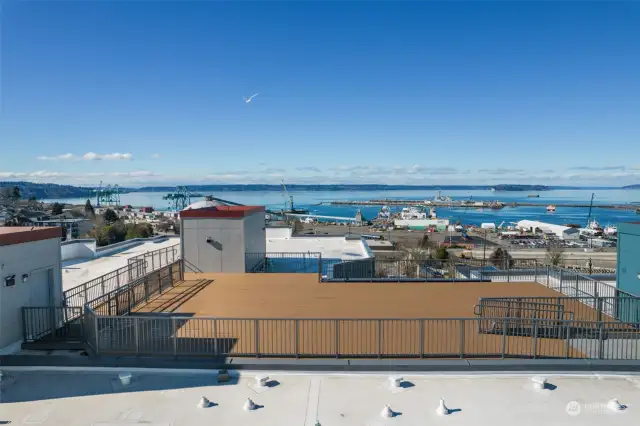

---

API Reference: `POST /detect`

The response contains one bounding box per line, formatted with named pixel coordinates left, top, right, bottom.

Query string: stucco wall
left=0, top=237, right=62, bottom=349
left=182, top=217, right=245, bottom=273
left=244, top=212, right=266, bottom=271
left=61, top=239, right=97, bottom=261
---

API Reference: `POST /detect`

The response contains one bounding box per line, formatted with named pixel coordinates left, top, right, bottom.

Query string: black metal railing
left=63, top=244, right=181, bottom=307
left=88, top=315, right=640, bottom=360
left=22, top=306, right=84, bottom=343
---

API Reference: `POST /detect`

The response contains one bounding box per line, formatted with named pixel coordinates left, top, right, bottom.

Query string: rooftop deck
left=1, top=369, right=638, bottom=425
left=142, top=273, right=606, bottom=321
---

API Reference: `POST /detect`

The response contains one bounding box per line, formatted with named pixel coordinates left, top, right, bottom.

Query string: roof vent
left=389, top=376, right=403, bottom=389
left=198, top=396, right=211, bottom=408
left=532, top=376, right=547, bottom=390
left=380, top=405, right=393, bottom=418
left=255, top=375, right=269, bottom=388
left=243, top=397, right=257, bottom=411
left=118, top=372, right=132, bottom=387
left=436, top=398, right=450, bottom=416
left=607, top=398, right=625, bottom=411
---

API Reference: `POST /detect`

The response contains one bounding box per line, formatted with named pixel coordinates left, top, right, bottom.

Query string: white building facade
left=0, top=227, right=63, bottom=352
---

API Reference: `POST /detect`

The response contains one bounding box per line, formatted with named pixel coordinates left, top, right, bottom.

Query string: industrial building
left=0, top=227, right=63, bottom=352
left=516, top=220, right=580, bottom=241
left=31, top=217, right=92, bottom=240
left=617, top=222, right=640, bottom=296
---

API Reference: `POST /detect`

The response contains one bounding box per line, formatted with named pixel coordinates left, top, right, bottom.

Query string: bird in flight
left=244, top=93, right=259, bottom=104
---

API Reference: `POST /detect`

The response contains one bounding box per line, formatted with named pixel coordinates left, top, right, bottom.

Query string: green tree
left=434, top=246, right=449, bottom=260
left=10, top=186, right=21, bottom=201
left=84, top=199, right=96, bottom=218
left=489, top=247, right=513, bottom=269
left=28, top=195, right=37, bottom=202
left=103, top=208, right=119, bottom=225
left=51, top=202, right=64, bottom=215
left=125, top=223, right=153, bottom=239
left=545, top=246, right=564, bottom=267
left=173, top=220, right=180, bottom=235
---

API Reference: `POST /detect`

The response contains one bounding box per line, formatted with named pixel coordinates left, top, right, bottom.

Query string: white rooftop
left=266, top=231, right=372, bottom=260
left=61, top=239, right=180, bottom=291
left=0, top=369, right=638, bottom=425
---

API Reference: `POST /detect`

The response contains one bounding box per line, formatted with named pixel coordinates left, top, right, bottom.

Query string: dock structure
left=330, top=199, right=640, bottom=211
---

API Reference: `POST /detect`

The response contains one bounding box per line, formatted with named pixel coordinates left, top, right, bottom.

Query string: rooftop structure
left=180, top=204, right=265, bottom=273
left=0, top=369, right=638, bottom=425
left=265, top=227, right=373, bottom=261
left=0, top=226, right=63, bottom=352
left=0, top=226, right=63, bottom=246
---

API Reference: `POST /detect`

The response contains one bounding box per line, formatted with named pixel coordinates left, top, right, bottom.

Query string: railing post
left=597, top=297, right=603, bottom=322
left=295, top=319, right=299, bottom=359
left=559, top=269, right=564, bottom=294
left=377, top=319, right=382, bottom=359
left=22, top=308, right=28, bottom=342
left=116, top=270, right=120, bottom=290
left=564, top=321, right=571, bottom=359
left=94, top=315, right=100, bottom=356
left=534, top=261, right=537, bottom=283
left=172, top=317, right=178, bottom=357
left=101, top=275, right=106, bottom=297
left=507, top=263, right=511, bottom=282
left=546, top=265, right=550, bottom=287
left=254, top=319, right=260, bottom=358
left=151, top=253, right=155, bottom=271
left=335, top=319, right=340, bottom=359
left=532, top=319, right=538, bottom=359
left=169, top=265, right=174, bottom=287
left=108, top=292, right=112, bottom=316
left=134, top=317, right=140, bottom=356
left=318, top=254, right=322, bottom=282
left=575, top=274, right=579, bottom=297
left=144, top=275, right=149, bottom=302
left=501, top=319, right=508, bottom=358
left=213, top=318, right=218, bottom=355
left=83, top=282, right=88, bottom=304
left=598, top=322, right=604, bottom=360
left=459, top=319, right=465, bottom=358
left=419, top=319, right=424, bottom=359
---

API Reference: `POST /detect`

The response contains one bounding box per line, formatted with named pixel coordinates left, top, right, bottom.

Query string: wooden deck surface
left=121, top=273, right=608, bottom=358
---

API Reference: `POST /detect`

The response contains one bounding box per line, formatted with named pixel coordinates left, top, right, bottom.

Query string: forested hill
left=0, top=181, right=93, bottom=199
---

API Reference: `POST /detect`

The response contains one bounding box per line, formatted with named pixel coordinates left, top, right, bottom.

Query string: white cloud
left=112, top=171, right=157, bottom=177
left=0, top=170, right=69, bottom=179
left=83, top=152, right=133, bottom=161
left=151, top=153, right=161, bottom=159
left=37, top=153, right=77, bottom=161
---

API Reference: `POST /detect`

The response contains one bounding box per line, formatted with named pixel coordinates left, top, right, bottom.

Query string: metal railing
left=245, top=252, right=322, bottom=274
left=22, top=306, right=84, bottom=343
left=318, top=258, right=541, bottom=282
left=23, top=261, right=183, bottom=345
left=127, top=244, right=180, bottom=276
left=63, top=244, right=180, bottom=307
left=88, top=261, right=182, bottom=316
left=89, top=315, right=640, bottom=360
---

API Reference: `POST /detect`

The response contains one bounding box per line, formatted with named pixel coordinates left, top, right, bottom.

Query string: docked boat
left=604, top=225, right=617, bottom=236
left=528, top=194, right=540, bottom=198
left=546, top=205, right=556, bottom=212
left=394, top=206, right=449, bottom=230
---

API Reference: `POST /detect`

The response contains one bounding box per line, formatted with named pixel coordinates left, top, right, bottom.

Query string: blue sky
left=1, top=1, right=639, bottom=187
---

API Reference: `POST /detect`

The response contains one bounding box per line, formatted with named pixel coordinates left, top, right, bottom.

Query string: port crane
left=163, top=186, right=202, bottom=211
left=93, top=181, right=120, bottom=207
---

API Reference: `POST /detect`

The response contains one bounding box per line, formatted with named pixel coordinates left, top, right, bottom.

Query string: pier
left=330, top=199, right=640, bottom=211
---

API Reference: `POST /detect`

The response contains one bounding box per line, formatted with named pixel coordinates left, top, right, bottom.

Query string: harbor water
left=46, top=189, right=640, bottom=227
